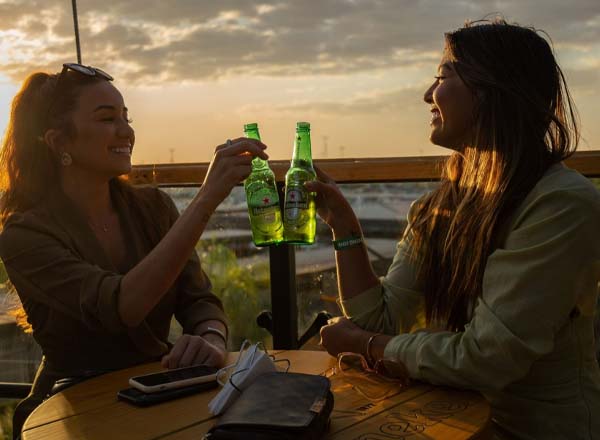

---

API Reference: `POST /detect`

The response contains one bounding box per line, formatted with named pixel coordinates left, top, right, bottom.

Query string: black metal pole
left=268, top=182, right=298, bottom=349
left=71, top=0, right=82, bottom=64
left=269, top=243, right=297, bottom=349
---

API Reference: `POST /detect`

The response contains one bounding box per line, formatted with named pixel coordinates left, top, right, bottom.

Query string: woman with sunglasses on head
left=0, top=64, right=266, bottom=406
left=314, top=19, right=600, bottom=439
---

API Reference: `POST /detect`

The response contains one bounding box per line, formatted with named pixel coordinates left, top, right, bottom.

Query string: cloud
left=0, top=0, right=598, bottom=83
left=564, top=65, right=600, bottom=95
left=263, top=84, right=427, bottom=116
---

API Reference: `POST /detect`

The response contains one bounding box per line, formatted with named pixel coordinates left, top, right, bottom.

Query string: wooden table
left=22, top=350, right=491, bottom=439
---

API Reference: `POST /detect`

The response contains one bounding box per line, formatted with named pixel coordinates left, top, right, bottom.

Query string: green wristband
left=332, top=236, right=363, bottom=251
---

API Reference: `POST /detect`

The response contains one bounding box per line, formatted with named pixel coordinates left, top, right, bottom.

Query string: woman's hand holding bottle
left=198, top=138, right=268, bottom=212
left=304, top=166, right=360, bottom=237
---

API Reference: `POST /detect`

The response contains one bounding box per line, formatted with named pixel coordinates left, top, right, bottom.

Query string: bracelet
left=366, top=333, right=382, bottom=367
left=199, top=326, right=227, bottom=343
left=332, top=235, right=363, bottom=251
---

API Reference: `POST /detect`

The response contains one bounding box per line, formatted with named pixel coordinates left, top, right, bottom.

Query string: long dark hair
left=0, top=69, right=140, bottom=331
left=410, top=19, right=579, bottom=330
left=0, top=70, right=107, bottom=225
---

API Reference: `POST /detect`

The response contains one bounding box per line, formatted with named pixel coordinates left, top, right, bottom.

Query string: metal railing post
left=268, top=243, right=297, bottom=349
left=267, top=183, right=298, bottom=349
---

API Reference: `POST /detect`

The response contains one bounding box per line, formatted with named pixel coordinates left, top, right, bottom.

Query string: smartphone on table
left=118, top=381, right=218, bottom=407
left=128, top=364, right=219, bottom=393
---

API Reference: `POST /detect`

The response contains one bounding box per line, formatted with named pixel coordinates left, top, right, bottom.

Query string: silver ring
left=226, top=139, right=233, bottom=147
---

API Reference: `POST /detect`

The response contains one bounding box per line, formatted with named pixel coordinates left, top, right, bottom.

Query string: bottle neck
left=244, top=128, right=269, bottom=170
left=251, top=156, right=269, bottom=169
left=292, top=130, right=313, bottom=166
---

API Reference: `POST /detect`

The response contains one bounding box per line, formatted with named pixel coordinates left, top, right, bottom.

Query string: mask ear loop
left=256, top=341, right=290, bottom=373
left=255, top=340, right=285, bottom=370
left=225, top=341, right=262, bottom=391
left=228, top=367, right=248, bottom=393
left=273, top=358, right=291, bottom=373
left=216, top=339, right=251, bottom=386
left=257, top=341, right=269, bottom=357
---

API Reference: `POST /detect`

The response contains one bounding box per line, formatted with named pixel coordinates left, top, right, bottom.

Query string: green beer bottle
left=283, top=122, right=316, bottom=244
left=243, top=123, right=283, bottom=246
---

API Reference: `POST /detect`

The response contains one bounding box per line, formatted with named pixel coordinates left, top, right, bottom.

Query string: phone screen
left=133, top=365, right=218, bottom=387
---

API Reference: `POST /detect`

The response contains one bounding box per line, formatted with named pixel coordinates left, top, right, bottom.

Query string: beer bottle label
left=284, top=184, right=309, bottom=225
left=248, top=187, right=280, bottom=232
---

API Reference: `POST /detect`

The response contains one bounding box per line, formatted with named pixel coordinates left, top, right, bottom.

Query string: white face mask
left=209, top=341, right=285, bottom=415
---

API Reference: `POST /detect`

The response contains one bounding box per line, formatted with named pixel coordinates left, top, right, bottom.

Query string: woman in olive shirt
left=314, top=20, right=600, bottom=439
left=0, top=66, right=268, bottom=396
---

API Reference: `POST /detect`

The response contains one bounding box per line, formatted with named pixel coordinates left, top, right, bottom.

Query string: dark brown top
left=0, top=181, right=226, bottom=377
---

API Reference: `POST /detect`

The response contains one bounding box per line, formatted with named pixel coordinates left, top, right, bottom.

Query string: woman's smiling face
left=424, top=54, right=476, bottom=150
left=63, top=81, right=135, bottom=179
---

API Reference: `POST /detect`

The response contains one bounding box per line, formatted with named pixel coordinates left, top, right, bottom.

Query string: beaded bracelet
left=332, top=235, right=363, bottom=251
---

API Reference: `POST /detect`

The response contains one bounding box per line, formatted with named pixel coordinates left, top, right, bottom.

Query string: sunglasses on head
left=60, top=63, right=114, bottom=81
left=44, top=63, right=114, bottom=129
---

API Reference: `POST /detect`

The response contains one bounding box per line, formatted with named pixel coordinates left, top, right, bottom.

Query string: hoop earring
left=60, top=152, right=72, bottom=166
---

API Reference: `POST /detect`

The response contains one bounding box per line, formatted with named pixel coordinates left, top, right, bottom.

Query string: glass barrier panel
left=163, top=187, right=273, bottom=349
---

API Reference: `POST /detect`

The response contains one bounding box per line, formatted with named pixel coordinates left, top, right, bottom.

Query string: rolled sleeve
left=174, top=251, right=227, bottom=334
left=80, top=270, right=125, bottom=334
left=339, top=207, right=424, bottom=335
left=339, top=282, right=385, bottom=320
left=340, top=279, right=422, bottom=335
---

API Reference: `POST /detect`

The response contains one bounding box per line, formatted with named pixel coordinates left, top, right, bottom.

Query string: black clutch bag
left=205, top=372, right=334, bottom=440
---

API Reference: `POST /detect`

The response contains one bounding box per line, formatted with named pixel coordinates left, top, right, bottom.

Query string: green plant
left=0, top=400, right=16, bottom=440
left=197, top=242, right=272, bottom=348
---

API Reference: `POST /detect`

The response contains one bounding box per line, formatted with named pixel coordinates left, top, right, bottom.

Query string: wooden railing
left=127, top=151, right=600, bottom=185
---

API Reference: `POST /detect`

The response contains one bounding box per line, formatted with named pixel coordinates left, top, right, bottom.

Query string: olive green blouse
left=340, top=164, right=600, bottom=439
left=0, top=181, right=226, bottom=379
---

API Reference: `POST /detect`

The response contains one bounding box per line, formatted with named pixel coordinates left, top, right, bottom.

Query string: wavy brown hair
left=0, top=70, right=107, bottom=225
left=410, top=20, right=579, bottom=331
left=0, top=69, right=115, bottom=330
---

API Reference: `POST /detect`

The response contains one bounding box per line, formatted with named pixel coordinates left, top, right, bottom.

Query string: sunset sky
left=0, top=0, right=599, bottom=164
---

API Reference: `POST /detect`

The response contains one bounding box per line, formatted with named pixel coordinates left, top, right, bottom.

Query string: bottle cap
left=296, top=122, right=310, bottom=130
left=244, top=123, right=258, bottom=131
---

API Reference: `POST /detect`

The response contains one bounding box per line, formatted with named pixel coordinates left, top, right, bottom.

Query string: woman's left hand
left=319, top=316, right=369, bottom=358
left=161, top=334, right=227, bottom=369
